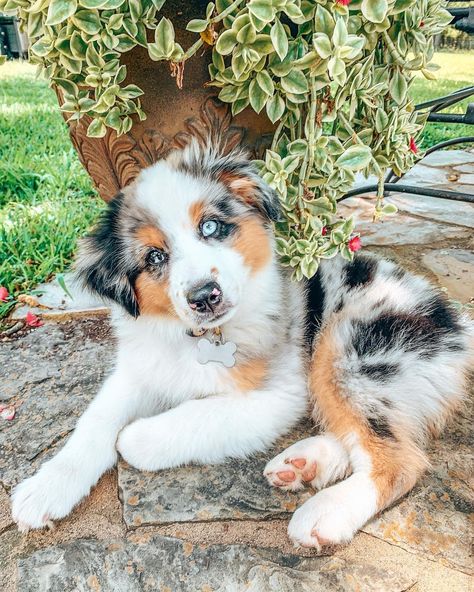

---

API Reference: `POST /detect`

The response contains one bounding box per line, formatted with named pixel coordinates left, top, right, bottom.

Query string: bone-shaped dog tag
left=197, top=338, right=237, bottom=368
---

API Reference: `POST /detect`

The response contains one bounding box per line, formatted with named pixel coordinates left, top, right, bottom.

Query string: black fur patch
left=344, top=257, right=376, bottom=289
left=367, top=415, right=395, bottom=439
left=352, top=294, right=462, bottom=359
left=77, top=193, right=141, bottom=317
left=360, top=362, right=399, bottom=382
left=305, top=269, right=325, bottom=343
left=214, top=196, right=239, bottom=219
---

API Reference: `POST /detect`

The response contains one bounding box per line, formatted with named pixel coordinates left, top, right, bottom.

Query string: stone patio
left=1, top=151, right=473, bottom=592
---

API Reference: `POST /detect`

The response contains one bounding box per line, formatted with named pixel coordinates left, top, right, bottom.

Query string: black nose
left=187, top=281, right=223, bottom=313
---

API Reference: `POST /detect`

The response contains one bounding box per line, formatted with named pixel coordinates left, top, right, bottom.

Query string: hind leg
left=287, top=438, right=425, bottom=548
left=287, top=322, right=430, bottom=548
left=264, top=434, right=351, bottom=491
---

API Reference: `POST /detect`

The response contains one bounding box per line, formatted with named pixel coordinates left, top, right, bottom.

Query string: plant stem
left=212, top=0, right=245, bottom=23
left=181, top=0, right=244, bottom=62
left=271, top=118, right=286, bottom=151
left=182, top=37, right=204, bottom=61
left=382, top=31, right=404, bottom=67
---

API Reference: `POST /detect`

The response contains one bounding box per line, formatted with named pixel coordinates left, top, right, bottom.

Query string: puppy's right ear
left=75, top=193, right=140, bottom=317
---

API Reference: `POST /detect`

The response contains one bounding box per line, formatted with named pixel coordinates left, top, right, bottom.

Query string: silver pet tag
left=197, top=338, right=237, bottom=368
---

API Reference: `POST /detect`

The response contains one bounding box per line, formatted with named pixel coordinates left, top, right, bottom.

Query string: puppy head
left=76, top=141, right=280, bottom=329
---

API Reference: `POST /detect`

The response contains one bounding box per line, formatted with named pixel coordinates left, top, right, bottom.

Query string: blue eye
left=201, top=220, right=219, bottom=238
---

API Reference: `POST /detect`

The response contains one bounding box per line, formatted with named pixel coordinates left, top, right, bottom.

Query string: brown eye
left=146, top=248, right=167, bottom=266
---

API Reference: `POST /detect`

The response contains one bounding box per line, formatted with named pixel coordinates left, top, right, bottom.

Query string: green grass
left=0, top=61, right=104, bottom=315
left=0, top=53, right=473, bottom=316
left=411, top=51, right=473, bottom=149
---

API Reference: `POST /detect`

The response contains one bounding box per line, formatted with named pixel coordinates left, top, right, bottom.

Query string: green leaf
left=129, top=0, right=142, bottom=22
left=315, top=4, right=335, bottom=37
left=87, top=118, right=107, bottom=137
left=78, top=0, right=108, bottom=7
left=46, top=0, right=77, bottom=26
left=216, top=29, right=237, bottom=55
left=270, top=19, right=288, bottom=61
left=288, top=139, right=307, bottom=155
left=249, top=78, right=267, bottom=113
left=332, top=18, right=347, bottom=47
left=72, top=10, right=101, bottom=35
left=70, top=31, right=87, bottom=59
left=154, top=17, right=175, bottom=57
left=336, top=145, right=372, bottom=171
left=56, top=274, right=74, bottom=299
left=250, top=34, right=274, bottom=55
left=248, top=0, right=274, bottom=23
left=54, top=78, right=79, bottom=96
left=375, top=109, right=388, bottom=133
left=104, top=107, right=122, bottom=130
left=389, top=69, right=407, bottom=105
left=187, top=19, right=209, bottom=33
left=266, top=93, right=285, bottom=123
left=281, top=70, right=309, bottom=95
left=59, top=54, right=82, bottom=74
left=361, top=0, right=388, bottom=24
left=27, top=12, right=43, bottom=38
left=86, top=43, right=103, bottom=67
left=284, top=2, right=305, bottom=23
left=237, top=23, right=257, bottom=45
left=256, top=70, right=274, bottom=96
left=31, top=37, right=53, bottom=58
left=381, top=203, right=398, bottom=215
left=121, top=84, right=143, bottom=98
left=313, top=34, right=332, bottom=59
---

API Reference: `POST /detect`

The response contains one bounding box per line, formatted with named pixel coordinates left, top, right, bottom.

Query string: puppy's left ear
left=218, top=162, right=281, bottom=222
left=74, top=193, right=140, bottom=317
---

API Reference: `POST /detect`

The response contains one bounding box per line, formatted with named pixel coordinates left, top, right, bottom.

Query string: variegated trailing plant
left=1, top=0, right=452, bottom=280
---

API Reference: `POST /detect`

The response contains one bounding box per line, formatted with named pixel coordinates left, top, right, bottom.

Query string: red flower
left=25, top=311, right=43, bottom=327
left=0, top=287, right=9, bottom=302
left=409, top=137, right=418, bottom=154
left=321, top=226, right=328, bottom=236
left=336, top=0, right=351, bottom=5
left=419, top=21, right=425, bottom=27
left=348, top=236, right=362, bottom=252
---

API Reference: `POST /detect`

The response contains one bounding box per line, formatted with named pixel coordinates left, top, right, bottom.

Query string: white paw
left=11, top=461, right=89, bottom=532
left=264, top=435, right=350, bottom=492
left=287, top=474, right=378, bottom=549
left=117, top=420, right=154, bottom=471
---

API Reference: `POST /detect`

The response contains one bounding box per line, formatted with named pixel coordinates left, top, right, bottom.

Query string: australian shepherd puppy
left=11, top=141, right=473, bottom=549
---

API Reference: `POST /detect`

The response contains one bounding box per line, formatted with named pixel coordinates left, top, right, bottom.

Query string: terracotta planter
left=60, top=0, right=274, bottom=202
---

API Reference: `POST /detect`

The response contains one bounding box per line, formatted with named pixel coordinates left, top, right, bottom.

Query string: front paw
left=117, top=420, right=153, bottom=471
left=11, top=463, right=87, bottom=532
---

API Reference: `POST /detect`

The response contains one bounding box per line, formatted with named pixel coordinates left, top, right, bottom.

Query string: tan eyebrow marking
left=136, top=225, right=167, bottom=250
left=189, top=200, right=206, bottom=227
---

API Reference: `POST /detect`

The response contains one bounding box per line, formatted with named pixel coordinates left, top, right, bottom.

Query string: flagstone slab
left=386, top=193, right=474, bottom=229
left=422, top=150, right=474, bottom=167
left=118, top=424, right=314, bottom=528
left=453, top=163, right=474, bottom=174
left=400, top=163, right=452, bottom=186
left=0, top=319, right=114, bottom=487
left=421, top=248, right=474, bottom=303
left=11, top=273, right=109, bottom=321
left=338, top=197, right=471, bottom=245
left=458, top=173, right=474, bottom=186
left=16, top=534, right=414, bottom=592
